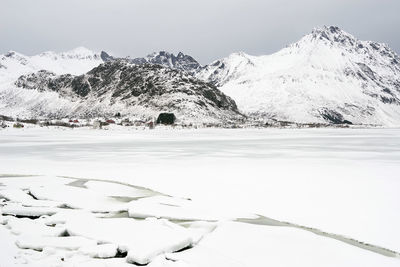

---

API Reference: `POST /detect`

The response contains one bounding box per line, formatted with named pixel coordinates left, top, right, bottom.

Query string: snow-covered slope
left=3, top=60, right=241, bottom=123
left=197, top=26, right=400, bottom=126
left=0, top=47, right=103, bottom=85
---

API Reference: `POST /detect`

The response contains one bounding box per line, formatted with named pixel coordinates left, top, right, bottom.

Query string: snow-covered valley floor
left=0, top=127, right=400, bottom=266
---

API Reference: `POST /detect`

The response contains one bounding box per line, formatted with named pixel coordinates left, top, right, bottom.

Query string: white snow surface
left=167, top=222, right=400, bottom=267
left=6, top=216, right=66, bottom=237
left=128, top=195, right=254, bottom=221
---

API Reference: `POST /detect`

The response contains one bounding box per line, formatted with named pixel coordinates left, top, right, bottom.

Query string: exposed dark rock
left=319, top=109, right=352, bottom=124
left=356, top=63, right=376, bottom=81
left=380, top=96, right=398, bottom=104
left=156, top=113, right=176, bottom=125
left=114, top=249, right=128, bottom=258
left=100, top=51, right=115, bottom=62
left=17, top=118, right=38, bottom=124
left=0, top=115, right=14, bottom=122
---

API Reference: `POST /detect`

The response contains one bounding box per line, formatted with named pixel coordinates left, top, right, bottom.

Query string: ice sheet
left=0, top=127, right=399, bottom=266
left=170, top=222, right=400, bottom=267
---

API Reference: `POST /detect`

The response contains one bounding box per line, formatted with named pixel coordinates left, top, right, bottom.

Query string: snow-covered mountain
left=0, top=47, right=103, bottom=85
left=4, top=60, right=241, bottom=123
left=197, top=26, right=400, bottom=126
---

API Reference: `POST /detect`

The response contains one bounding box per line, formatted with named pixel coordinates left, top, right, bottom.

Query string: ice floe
left=6, top=216, right=66, bottom=236
left=84, top=180, right=155, bottom=199
left=29, top=185, right=127, bottom=212
left=66, top=215, right=194, bottom=265
left=1, top=203, right=59, bottom=217
left=16, top=235, right=97, bottom=251
left=79, top=244, right=119, bottom=259
left=0, top=188, right=64, bottom=207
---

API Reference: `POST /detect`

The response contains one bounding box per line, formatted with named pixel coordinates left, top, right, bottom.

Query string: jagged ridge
left=131, top=51, right=202, bottom=73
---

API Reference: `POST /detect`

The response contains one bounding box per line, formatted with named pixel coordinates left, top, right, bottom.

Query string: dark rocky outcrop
left=131, top=51, right=202, bottom=73
left=100, top=51, right=115, bottom=62
left=156, top=113, right=176, bottom=125
left=319, top=109, right=352, bottom=124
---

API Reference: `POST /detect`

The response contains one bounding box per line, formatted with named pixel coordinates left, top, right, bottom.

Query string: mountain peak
left=1, top=51, right=29, bottom=66
left=306, top=26, right=399, bottom=63
left=312, top=25, right=343, bottom=35
left=228, top=51, right=252, bottom=59
left=100, top=51, right=114, bottom=62
left=66, top=46, right=96, bottom=55
left=58, top=47, right=99, bottom=60
left=177, top=52, right=185, bottom=58
left=3, top=50, right=26, bottom=59
left=131, top=51, right=201, bottom=72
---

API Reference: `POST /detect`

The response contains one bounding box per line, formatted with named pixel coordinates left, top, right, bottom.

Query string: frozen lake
left=1, top=127, right=400, bottom=162
left=1, top=127, right=400, bottom=266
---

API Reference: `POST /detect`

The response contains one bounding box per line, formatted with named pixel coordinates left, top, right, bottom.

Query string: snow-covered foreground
left=0, top=127, right=400, bottom=266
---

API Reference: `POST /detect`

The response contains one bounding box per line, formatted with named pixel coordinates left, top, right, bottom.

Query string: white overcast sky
left=1, top=0, right=399, bottom=64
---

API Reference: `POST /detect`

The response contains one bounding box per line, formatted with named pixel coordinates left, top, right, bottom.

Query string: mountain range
left=1, top=26, right=400, bottom=126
